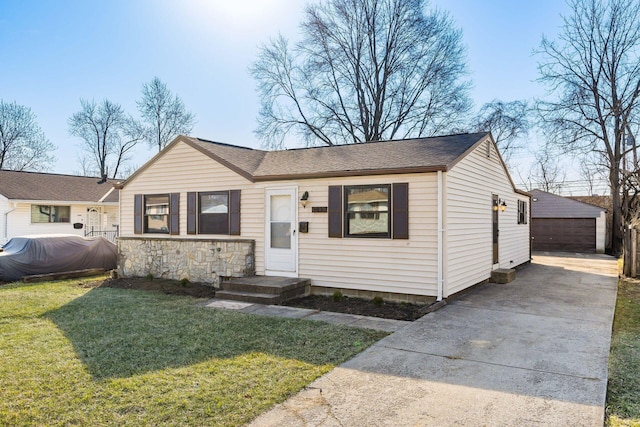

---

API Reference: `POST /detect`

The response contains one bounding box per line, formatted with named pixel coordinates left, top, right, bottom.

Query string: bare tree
left=578, top=151, right=608, bottom=195
left=580, top=158, right=598, bottom=196
left=251, top=0, right=471, bottom=148
left=68, top=99, right=144, bottom=179
left=0, top=100, right=55, bottom=171
left=74, top=154, right=96, bottom=177
left=536, top=0, right=640, bottom=255
left=471, top=99, right=529, bottom=161
left=138, top=77, right=196, bottom=152
left=112, top=117, right=145, bottom=179
left=532, top=149, right=566, bottom=193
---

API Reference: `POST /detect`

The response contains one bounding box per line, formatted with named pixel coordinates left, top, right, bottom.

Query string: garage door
left=532, top=218, right=596, bottom=253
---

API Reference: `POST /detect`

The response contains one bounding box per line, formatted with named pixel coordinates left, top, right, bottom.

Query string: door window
left=270, top=195, right=291, bottom=249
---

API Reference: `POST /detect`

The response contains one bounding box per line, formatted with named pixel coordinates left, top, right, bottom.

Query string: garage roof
left=530, top=189, right=606, bottom=219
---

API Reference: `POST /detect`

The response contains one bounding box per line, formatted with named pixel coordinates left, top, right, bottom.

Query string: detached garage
left=530, top=189, right=607, bottom=253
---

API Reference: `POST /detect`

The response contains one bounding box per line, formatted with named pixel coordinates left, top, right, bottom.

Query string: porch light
left=300, top=191, right=309, bottom=208
left=499, top=200, right=507, bottom=212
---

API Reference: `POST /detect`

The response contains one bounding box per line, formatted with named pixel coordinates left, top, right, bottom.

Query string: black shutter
left=134, top=194, right=143, bottom=234
left=392, top=183, right=409, bottom=239
left=170, top=193, right=180, bottom=235
left=328, top=186, right=342, bottom=238
left=187, top=192, right=197, bottom=235
left=229, top=190, right=241, bottom=235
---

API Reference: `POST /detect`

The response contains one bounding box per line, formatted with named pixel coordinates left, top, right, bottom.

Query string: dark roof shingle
left=0, top=170, right=118, bottom=202
left=181, top=132, right=488, bottom=180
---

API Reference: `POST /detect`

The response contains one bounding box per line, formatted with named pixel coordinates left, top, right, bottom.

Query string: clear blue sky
left=1, top=0, right=575, bottom=185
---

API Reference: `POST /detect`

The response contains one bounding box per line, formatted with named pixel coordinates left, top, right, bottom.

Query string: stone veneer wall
left=118, top=237, right=255, bottom=285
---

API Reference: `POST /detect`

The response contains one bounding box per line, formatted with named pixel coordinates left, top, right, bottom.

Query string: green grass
left=607, top=278, right=640, bottom=427
left=0, top=278, right=387, bottom=426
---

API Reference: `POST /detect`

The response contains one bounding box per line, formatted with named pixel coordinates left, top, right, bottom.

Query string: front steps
left=215, top=276, right=310, bottom=304
left=490, top=268, right=516, bottom=284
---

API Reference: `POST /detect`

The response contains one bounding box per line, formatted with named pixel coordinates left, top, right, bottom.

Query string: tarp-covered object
left=0, top=234, right=117, bottom=282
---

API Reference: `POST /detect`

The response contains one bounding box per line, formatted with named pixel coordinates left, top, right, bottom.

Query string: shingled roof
left=120, top=132, right=491, bottom=186
left=531, top=189, right=605, bottom=219
left=193, top=132, right=487, bottom=180
left=0, top=170, right=118, bottom=203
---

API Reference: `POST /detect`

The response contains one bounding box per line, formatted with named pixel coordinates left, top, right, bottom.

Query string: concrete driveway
left=248, top=253, right=619, bottom=426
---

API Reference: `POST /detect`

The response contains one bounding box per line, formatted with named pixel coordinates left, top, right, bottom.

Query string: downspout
left=437, top=170, right=444, bottom=301
left=3, top=204, right=17, bottom=244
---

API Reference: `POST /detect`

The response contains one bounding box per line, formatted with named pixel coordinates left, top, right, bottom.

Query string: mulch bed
left=2, top=275, right=432, bottom=320
left=280, top=294, right=433, bottom=321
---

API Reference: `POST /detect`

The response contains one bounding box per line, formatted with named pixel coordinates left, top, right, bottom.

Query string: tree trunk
left=611, top=170, right=623, bottom=257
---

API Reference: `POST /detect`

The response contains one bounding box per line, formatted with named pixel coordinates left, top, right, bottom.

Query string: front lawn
left=0, top=277, right=386, bottom=426
left=607, top=278, right=640, bottom=426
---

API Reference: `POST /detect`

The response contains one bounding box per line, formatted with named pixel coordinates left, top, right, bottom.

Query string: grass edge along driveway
left=607, top=278, right=640, bottom=427
left=0, top=277, right=387, bottom=426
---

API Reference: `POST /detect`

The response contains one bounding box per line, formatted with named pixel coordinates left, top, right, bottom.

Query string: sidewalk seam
left=377, top=344, right=605, bottom=382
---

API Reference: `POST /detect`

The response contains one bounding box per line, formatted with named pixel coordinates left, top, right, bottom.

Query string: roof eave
left=443, top=132, right=491, bottom=171
left=447, top=132, right=526, bottom=196
left=185, top=139, right=257, bottom=183
left=254, top=165, right=447, bottom=181
left=116, top=136, right=258, bottom=188
left=8, top=199, right=119, bottom=205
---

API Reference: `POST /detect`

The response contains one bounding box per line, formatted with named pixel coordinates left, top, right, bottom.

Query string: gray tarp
left=0, top=234, right=117, bottom=282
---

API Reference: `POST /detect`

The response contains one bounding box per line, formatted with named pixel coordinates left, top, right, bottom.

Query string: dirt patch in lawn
left=84, top=277, right=218, bottom=299
left=280, top=295, right=433, bottom=321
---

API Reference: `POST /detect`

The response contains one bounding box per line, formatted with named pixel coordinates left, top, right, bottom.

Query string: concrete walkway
left=204, top=299, right=410, bottom=333
left=248, top=253, right=619, bottom=426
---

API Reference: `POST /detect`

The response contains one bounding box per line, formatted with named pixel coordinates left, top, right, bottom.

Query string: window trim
left=30, top=204, right=71, bottom=224
left=343, top=184, right=392, bottom=238
left=187, top=190, right=241, bottom=236
left=517, top=200, right=528, bottom=225
left=198, top=191, right=230, bottom=235
left=143, top=193, right=170, bottom=234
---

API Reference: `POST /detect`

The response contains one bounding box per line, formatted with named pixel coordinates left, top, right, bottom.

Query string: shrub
left=145, top=273, right=154, bottom=280
left=372, top=296, right=384, bottom=306
left=179, top=278, right=189, bottom=286
left=332, top=290, right=344, bottom=302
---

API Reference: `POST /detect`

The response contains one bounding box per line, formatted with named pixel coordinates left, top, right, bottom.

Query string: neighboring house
left=117, top=133, right=530, bottom=301
left=531, top=189, right=607, bottom=253
left=115, top=132, right=531, bottom=301
left=0, top=170, right=119, bottom=244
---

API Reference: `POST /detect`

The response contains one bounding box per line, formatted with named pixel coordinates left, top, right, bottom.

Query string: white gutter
left=437, top=170, right=444, bottom=301
left=3, top=203, right=17, bottom=243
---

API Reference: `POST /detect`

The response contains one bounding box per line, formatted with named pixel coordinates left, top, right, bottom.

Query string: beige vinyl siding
left=3, top=202, right=118, bottom=241
left=293, top=173, right=438, bottom=296
left=120, top=138, right=531, bottom=298
left=445, top=140, right=530, bottom=296
left=118, top=141, right=266, bottom=273
left=119, top=141, right=440, bottom=296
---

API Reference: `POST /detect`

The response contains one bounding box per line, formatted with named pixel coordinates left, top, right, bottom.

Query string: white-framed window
left=144, top=194, right=170, bottom=233
left=31, top=205, right=71, bottom=223
left=517, top=200, right=528, bottom=224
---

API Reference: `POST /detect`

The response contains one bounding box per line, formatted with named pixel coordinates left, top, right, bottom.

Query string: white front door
left=265, top=188, right=297, bottom=276
left=86, top=207, right=102, bottom=231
